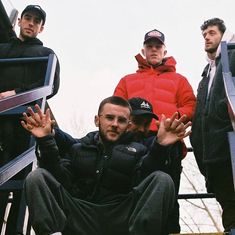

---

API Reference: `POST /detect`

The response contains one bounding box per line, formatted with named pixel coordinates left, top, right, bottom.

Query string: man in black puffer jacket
left=22, top=96, right=190, bottom=235
left=0, top=5, right=60, bottom=234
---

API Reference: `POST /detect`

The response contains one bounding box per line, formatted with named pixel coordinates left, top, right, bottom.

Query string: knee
left=25, top=168, right=51, bottom=188
left=149, top=171, right=175, bottom=189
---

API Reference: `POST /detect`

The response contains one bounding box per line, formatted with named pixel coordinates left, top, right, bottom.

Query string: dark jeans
left=153, top=141, right=183, bottom=233
left=206, top=161, right=235, bottom=232
left=25, top=168, right=175, bottom=235
left=148, top=131, right=183, bottom=233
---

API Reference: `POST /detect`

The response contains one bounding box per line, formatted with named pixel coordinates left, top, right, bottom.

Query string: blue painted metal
left=0, top=54, right=57, bottom=234
left=0, top=54, right=57, bottom=114
left=220, top=41, right=235, bottom=191
left=221, top=42, right=235, bottom=122
left=0, top=54, right=57, bottom=185
left=230, top=228, right=235, bottom=235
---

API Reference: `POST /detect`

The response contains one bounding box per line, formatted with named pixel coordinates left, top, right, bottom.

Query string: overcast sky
left=4, top=0, right=235, bottom=135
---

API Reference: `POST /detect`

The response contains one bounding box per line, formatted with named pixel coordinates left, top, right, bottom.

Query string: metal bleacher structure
left=0, top=1, right=235, bottom=235
left=0, top=2, right=57, bottom=234
left=0, top=54, right=57, bottom=235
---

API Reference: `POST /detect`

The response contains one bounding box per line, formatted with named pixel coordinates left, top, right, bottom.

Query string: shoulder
left=121, top=72, right=140, bottom=80
left=0, top=43, right=11, bottom=57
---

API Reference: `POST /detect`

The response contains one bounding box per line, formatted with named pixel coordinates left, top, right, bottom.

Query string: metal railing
left=0, top=54, right=57, bottom=185
left=0, top=54, right=57, bottom=235
left=221, top=41, right=235, bottom=191
left=0, top=54, right=57, bottom=186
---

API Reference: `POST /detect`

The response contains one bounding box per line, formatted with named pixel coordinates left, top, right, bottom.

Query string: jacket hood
left=135, top=53, right=176, bottom=73
left=216, top=29, right=235, bottom=58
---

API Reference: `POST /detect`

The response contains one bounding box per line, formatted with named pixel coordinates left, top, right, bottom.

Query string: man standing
left=0, top=4, right=60, bottom=99
left=114, top=29, right=195, bottom=131
left=190, top=18, right=235, bottom=232
left=21, top=96, right=191, bottom=235
left=113, top=29, right=196, bottom=233
left=0, top=5, right=60, bottom=234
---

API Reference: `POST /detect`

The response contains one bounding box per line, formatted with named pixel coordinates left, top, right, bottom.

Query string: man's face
left=202, top=25, right=223, bottom=54
left=142, top=39, right=167, bottom=66
left=95, top=103, right=131, bottom=143
left=18, top=11, right=44, bottom=40
left=128, top=115, right=152, bottom=139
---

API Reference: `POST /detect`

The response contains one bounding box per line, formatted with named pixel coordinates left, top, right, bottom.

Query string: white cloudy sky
left=4, top=0, right=235, bottom=135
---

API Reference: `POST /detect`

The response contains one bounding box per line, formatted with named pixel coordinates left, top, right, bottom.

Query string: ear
left=126, top=120, right=132, bottom=131
left=164, top=49, right=167, bottom=56
left=141, top=48, right=146, bottom=57
left=94, top=115, right=99, bottom=127
left=17, top=18, right=21, bottom=27
left=38, top=25, right=44, bottom=34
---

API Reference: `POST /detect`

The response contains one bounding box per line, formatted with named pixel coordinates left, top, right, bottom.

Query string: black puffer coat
left=36, top=131, right=167, bottom=202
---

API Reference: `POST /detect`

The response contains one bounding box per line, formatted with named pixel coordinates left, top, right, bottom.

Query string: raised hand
left=21, top=104, right=55, bottom=138
left=157, top=112, right=192, bottom=146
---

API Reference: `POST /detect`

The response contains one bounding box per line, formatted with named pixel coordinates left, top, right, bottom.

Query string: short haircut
left=98, top=96, right=131, bottom=115
left=200, top=18, right=226, bottom=34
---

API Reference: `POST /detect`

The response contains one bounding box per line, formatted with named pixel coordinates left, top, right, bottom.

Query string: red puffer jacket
left=114, top=54, right=196, bottom=131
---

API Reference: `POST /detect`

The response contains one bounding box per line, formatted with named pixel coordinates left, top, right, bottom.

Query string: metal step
left=170, top=233, right=225, bottom=235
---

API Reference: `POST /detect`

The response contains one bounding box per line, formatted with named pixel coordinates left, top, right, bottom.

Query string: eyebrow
left=23, top=13, right=42, bottom=21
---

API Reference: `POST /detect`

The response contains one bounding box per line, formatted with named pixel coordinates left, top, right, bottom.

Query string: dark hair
left=200, top=18, right=226, bottom=34
left=98, top=96, right=131, bottom=115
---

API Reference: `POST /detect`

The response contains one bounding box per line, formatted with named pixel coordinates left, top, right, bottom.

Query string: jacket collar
left=135, top=53, right=176, bottom=73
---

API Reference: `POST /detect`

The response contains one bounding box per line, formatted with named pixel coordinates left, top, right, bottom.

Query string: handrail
left=0, top=146, right=35, bottom=184
left=0, top=86, right=52, bottom=113
left=0, top=54, right=57, bottom=186
left=221, top=41, right=235, bottom=191
left=0, top=56, right=48, bottom=63
left=178, top=193, right=215, bottom=199
left=0, top=54, right=57, bottom=114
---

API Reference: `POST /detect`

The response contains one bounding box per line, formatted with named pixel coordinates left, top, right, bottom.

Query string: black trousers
left=148, top=131, right=183, bottom=233
left=165, top=142, right=183, bottom=233
left=25, top=168, right=175, bottom=235
left=206, top=161, right=235, bottom=232
left=152, top=140, right=183, bottom=233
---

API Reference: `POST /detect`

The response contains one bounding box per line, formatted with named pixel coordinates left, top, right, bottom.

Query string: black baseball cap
left=129, top=97, right=158, bottom=120
left=144, top=29, right=165, bottom=45
left=21, top=5, right=46, bottom=25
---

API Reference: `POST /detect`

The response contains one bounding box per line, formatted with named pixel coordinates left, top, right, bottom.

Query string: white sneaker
left=50, top=233, right=62, bottom=235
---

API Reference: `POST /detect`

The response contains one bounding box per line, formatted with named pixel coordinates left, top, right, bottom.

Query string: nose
left=28, top=20, right=33, bottom=26
left=111, top=118, right=119, bottom=126
left=151, top=45, right=158, bottom=51
left=204, top=34, right=210, bottom=41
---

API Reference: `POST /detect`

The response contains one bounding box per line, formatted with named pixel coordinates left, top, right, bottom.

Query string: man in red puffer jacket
left=114, top=29, right=196, bottom=234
